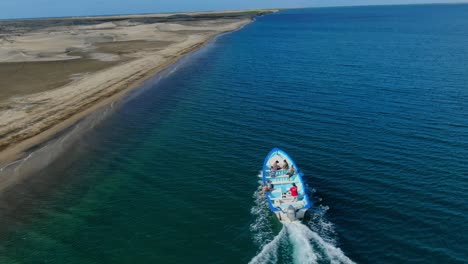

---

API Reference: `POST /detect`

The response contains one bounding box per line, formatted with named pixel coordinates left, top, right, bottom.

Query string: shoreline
left=0, top=33, right=217, bottom=166
left=0, top=12, right=271, bottom=191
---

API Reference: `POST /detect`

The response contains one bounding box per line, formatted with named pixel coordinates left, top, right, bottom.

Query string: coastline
left=0, top=29, right=229, bottom=165
left=0, top=11, right=273, bottom=191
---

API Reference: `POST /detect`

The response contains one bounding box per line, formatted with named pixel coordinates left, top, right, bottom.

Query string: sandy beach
left=0, top=10, right=276, bottom=168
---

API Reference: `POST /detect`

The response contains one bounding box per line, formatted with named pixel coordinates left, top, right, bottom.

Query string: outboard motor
left=286, top=205, right=296, bottom=221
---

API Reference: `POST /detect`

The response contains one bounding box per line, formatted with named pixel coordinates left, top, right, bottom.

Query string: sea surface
left=1, top=4, right=467, bottom=264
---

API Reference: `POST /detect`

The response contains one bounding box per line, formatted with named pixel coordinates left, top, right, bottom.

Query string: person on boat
left=262, top=180, right=274, bottom=195
left=290, top=183, right=298, bottom=201
left=269, top=166, right=276, bottom=178
left=282, top=159, right=289, bottom=170
left=272, top=160, right=280, bottom=170
left=286, top=165, right=296, bottom=180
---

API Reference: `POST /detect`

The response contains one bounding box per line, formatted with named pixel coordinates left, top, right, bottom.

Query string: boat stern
left=275, top=207, right=308, bottom=223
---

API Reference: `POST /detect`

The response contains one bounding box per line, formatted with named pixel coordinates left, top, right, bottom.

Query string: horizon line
left=1, top=1, right=468, bottom=21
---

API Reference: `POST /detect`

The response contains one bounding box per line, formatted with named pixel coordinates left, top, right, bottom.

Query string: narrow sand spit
left=0, top=10, right=277, bottom=166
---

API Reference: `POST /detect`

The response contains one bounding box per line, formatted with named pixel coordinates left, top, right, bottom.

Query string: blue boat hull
left=262, top=148, right=311, bottom=222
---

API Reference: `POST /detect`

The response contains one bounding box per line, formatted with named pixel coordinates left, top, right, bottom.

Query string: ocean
left=0, top=4, right=467, bottom=263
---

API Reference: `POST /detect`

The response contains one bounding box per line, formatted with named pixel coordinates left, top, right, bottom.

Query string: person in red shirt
left=290, top=183, right=298, bottom=201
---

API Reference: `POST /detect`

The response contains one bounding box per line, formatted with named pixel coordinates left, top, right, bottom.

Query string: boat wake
left=249, top=226, right=287, bottom=264
left=249, top=183, right=355, bottom=264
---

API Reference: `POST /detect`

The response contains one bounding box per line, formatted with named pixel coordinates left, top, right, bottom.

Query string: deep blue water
left=1, top=4, right=467, bottom=264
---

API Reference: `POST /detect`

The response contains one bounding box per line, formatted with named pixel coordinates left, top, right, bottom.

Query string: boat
left=262, top=148, right=311, bottom=222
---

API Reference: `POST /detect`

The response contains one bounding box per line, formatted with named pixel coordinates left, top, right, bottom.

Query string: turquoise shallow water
left=1, top=4, right=468, bottom=264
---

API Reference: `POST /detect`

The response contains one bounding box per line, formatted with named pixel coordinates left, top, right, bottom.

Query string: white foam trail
left=288, top=222, right=356, bottom=264
left=249, top=178, right=285, bottom=264
left=250, top=174, right=355, bottom=264
left=286, top=223, right=319, bottom=264
left=250, top=185, right=275, bottom=246
left=306, top=205, right=336, bottom=244
left=248, top=227, right=286, bottom=264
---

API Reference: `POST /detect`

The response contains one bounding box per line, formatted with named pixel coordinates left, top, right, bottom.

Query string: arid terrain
left=0, top=10, right=276, bottom=165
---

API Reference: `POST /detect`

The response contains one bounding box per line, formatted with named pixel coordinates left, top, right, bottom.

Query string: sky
left=0, top=0, right=467, bottom=19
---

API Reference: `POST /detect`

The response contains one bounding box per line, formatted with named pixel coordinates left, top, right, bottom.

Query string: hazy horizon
left=0, top=0, right=467, bottom=20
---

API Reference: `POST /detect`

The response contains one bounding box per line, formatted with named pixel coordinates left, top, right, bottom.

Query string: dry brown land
left=0, top=10, right=277, bottom=166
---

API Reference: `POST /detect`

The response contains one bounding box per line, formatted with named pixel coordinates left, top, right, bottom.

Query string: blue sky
left=0, top=0, right=466, bottom=19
